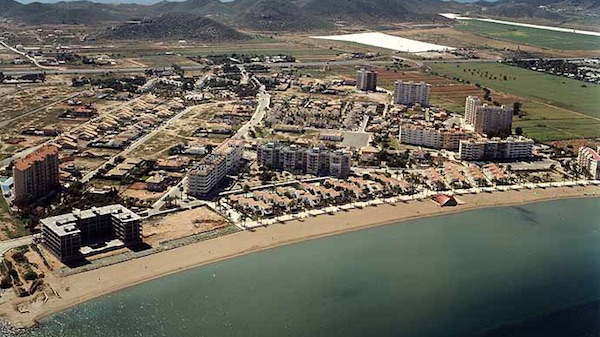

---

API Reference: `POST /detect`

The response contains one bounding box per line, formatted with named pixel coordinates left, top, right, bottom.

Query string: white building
left=393, top=80, right=431, bottom=106
left=459, top=136, right=534, bottom=161
left=187, top=140, right=243, bottom=197
left=464, top=96, right=513, bottom=137
left=399, top=123, right=473, bottom=151
left=577, top=146, right=600, bottom=179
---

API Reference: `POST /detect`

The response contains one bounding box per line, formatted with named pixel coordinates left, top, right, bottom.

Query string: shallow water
left=19, top=198, right=600, bottom=337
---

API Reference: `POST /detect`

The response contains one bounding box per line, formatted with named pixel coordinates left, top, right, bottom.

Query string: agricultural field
left=429, top=61, right=600, bottom=141
left=454, top=20, right=600, bottom=50
left=428, top=62, right=600, bottom=118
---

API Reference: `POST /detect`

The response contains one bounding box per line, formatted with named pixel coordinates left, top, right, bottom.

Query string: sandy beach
left=2, top=185, right=600, bottom=328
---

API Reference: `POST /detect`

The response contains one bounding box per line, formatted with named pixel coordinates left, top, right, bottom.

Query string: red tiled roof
left=14, top=145, right=58, bottom=171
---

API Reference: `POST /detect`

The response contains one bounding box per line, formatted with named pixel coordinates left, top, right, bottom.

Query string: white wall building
left=459, top=136, right=534, bottom=161
left=464, top=96, right=513, bottom=137
left=577, top=146, right=600, bottom=179
left=187, top=140, right=243, bottom=197
left=393, top=80, right=431, bottom=106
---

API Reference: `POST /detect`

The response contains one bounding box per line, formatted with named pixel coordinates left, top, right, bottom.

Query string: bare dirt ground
left=143, top=207, right=228, bottom=247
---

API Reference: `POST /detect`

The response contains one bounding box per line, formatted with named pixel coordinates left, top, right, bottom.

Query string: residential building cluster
left=228, top=174, right=414, bottom=218
left=187, top=140, right=243, bottom=197
left=257, top=142, right=351, bottom=178
left=577, top=146, right=600, bottom=179
left=41, top=204, right=142, bottom=262
left=265, top=97, right=377, bottom=131
left=56, top=95, right=184, bottom=151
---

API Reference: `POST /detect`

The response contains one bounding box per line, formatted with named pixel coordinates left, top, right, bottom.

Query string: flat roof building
left=459, top=136, right=534, bottom=161
left=465, top=96, right=513, bottom=137
left=393, top=80, right=431, bottom=106
left=356, top=69, right=377, bottom=92
left=41, top=204, right=142, bottom=262
left=187, top=140, right=243, bottom=197
left=257, top=142, right=351, bottom=178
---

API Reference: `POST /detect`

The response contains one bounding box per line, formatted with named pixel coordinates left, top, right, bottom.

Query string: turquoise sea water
left=16, top=198, right=600, bottom=337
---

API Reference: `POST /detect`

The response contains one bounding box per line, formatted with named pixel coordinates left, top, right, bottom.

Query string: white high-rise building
left=464, top=96, right=513, bottom=137
left=187, top=140, right=243, bottom=197
left=393, top=80, right=431, bottom=106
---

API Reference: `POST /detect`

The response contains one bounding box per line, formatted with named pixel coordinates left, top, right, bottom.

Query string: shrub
left=0, top=277, right=12, bottom=289
left=23, top=269, right=37, bottom=281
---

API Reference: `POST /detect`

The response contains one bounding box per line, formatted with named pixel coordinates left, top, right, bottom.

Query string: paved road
left=81, top=104, right=197, bottom=183
left=1, top=59, right=398, bottom=77
left=0, top=41, right=54, bottom=70
left=0, top=235, right=35, bottom=258
left=0, top=95, right=149, bottom=168
left=234, top=83, right=271, bottom=140
left=0, top=92, right=81, bottom=129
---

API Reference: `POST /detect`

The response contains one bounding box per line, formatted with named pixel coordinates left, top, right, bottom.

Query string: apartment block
left=356, top=69, right=377, bottom=91
left=393, top=80, right=431, bottom=106
left=187, top=140, right=243, bottom=197
left=13, top=144, right=60, bottom=202
left=459, top=136, right=534, bottom=161
left=41, top=204, right=142, bottom=262
left=399, top=124, right=473, bottom=151
left=257, top=142, right=351, bottom=178
left=577, top=146, right=600, bottom=179
left=464, top=96, right=513, bottom=137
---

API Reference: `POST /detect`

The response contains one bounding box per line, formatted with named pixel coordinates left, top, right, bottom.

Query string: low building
left=319, top=131, right=344, bottom=142
left=577, top=146, right=600, bottom=179
left=459, top=136, right=534, bottom=161
left=41, top=205, right=142, bottom=262
left=146, top=175, right=167, bottom=192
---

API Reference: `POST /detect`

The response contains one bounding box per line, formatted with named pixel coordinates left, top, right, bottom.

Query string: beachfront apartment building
left=577, top=146, right=600, bottom=179
left=13, top=144, right=60, bottom=202
left=464, top=96, right=513, bottom=137
left=458, top=136, right=534, bottom=161
left=41, top=204, right=142, bottom=262
left=356, top=69, right=377, bottom=91
left=187, top=140, right=243, bottom=197
left=399, top=123, right=474, bottom=151
left=393, top=80, right=431, bottom=106
left=257, top=142, right=351, bottom=178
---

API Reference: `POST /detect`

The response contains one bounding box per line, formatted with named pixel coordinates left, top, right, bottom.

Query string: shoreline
left=2, top=185, right=600, bottom=329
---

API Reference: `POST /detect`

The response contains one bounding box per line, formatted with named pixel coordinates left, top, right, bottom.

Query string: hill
left=230, top=0, right=332, bottom=31
left=0, top=0, right=458, bottom=29
left=98, top=12, right=250, bottom=41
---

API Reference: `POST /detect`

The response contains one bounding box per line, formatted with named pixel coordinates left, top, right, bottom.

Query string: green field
left=454, top=20, right=600, bottom=50
left=429, top=62, right=600, bottom=118
left=429, top=62, right=600, bottom=141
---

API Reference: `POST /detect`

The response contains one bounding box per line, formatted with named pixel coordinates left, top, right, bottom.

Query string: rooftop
left=14, top=144, right=59, bottom=171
